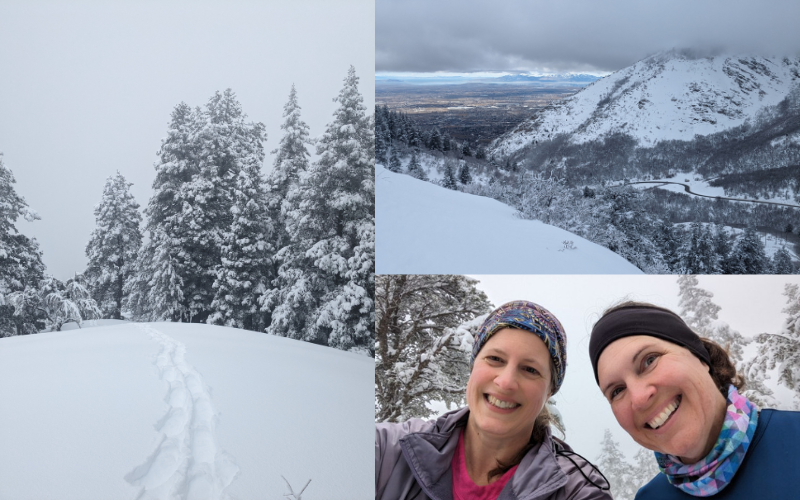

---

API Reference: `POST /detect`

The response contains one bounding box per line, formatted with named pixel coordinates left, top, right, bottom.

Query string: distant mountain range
left=375, top=73, right=602, bottom=86
left=490, top=50, right=800, bottom=191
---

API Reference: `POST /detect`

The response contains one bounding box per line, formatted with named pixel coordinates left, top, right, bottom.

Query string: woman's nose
left=629, top=379, right=656, bottom=410
left=494, top=365, right=518, bottom=391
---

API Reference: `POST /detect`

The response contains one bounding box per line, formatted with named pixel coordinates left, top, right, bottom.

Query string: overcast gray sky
left=462, top=274, right=800, bottom=461
left=0, top=0, right=374, bottom=281
left=377, top=0, right=800, bottom=74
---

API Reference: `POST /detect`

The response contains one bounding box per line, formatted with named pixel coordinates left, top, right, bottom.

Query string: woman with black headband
left=589, top=301, right=800, bottom=499
left=376, top=300, right=611, bottom=500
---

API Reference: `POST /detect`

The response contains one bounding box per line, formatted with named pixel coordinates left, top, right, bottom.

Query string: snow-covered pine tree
left=268, top=66, right=374, bottom=354
left=458, top=161, right=472, bottom=185
left=375, top=274, right=493, bottom=422
left=771, top=247, right=794, bottom=274
left=677, top=223, right=717, bottom=274
left=387, top=147, right=402, bottom=173
left=428, top=128, right=442, bottom=151
left=84, top=172, right=142, bottom=319
left=596, top=429, right=634, bottom=500
left=209, top=122, right=271, bottom=331
left=265, top=84, right=311, bottom=256
left=713, top=224, right=733, bottom=273
left=258, top=85, right=313, bottom=332
left=748, top=283, right=800, bottom=409
left=125, top=227, right=186, bottom=322
left=441, top=158, right=458, bottom=190
left=728, top=226, right=767, bottom=274
left=133, top=102, right=203, bottom=322
left=0, top=153, right=46, bottom=336
left=407, top=150, right=427, bottom=180
left=676, top=275, right=774, bottom=406
left=629, top=447, right=659, bottom=496
left=180, top=89, right=262, bottom=323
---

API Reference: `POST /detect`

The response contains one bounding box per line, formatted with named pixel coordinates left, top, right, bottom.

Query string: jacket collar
left=400, top=407, right=568, bottom=500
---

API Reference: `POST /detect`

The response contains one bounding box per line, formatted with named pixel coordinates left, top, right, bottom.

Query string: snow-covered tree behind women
left=84, top=171, right=142, bottom=319
left=375, top=274, right=492, bottom=422
left=748, top=283, right=800, bottom=409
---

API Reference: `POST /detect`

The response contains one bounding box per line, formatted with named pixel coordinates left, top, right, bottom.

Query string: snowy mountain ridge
left=492, top=50, right=800, bottom=155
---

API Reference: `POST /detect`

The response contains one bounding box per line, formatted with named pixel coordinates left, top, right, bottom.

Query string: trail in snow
left=125, top=324, right=239, bottom=500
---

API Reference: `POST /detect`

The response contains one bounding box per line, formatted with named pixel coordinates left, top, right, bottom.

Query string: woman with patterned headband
left=589, top=301, right=800, bottom=499
left=376, top=300, right=611, bottom=500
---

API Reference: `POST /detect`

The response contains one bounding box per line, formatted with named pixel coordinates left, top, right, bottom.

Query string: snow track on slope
left=125, top=324, right=239, bottom=500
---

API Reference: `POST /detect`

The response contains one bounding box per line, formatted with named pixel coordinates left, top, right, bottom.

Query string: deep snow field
left=376, top=164, right=642, bottom=274
left=0, top=322, right=373, bottom=500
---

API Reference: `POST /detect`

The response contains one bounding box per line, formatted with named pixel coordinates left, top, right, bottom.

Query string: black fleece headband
left=589, top=306, right=710, bottom=384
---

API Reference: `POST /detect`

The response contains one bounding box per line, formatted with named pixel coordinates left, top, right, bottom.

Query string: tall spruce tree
left=130, top=103, right=202, bottom=322
left=264, top=84, right=311, bottom=262
left=84, top=172, right=142, bottom=319
left=208, top=124, right=270, bottom=331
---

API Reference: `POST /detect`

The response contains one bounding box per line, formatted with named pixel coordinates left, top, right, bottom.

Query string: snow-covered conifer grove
left=1, top=67, right=375, bottom=354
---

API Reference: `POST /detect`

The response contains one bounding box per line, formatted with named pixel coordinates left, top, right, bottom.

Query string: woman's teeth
left=648, top=397, right=681, bottom=429
left=487, top=395, right=519, bottom=409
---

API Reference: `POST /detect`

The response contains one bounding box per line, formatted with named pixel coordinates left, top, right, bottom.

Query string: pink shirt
left=451, top=431, right=519, bottom=500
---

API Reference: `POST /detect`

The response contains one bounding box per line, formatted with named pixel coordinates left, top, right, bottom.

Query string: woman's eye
left=486, top=355, right=503, bottom=364
left=523, top=366, right=539, bottom=375
left=610, top=386, right=624, bottom=400
left=643, top=354, right=659, bottom=369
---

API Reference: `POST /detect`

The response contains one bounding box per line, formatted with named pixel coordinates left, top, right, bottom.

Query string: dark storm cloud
left=377, top=0, right=800, bottom=73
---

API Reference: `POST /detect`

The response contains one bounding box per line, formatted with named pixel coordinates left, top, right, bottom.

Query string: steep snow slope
left=376, top=165, right=642, bottom=274
left=493, top=51, right=800, bottom=155
left=0, top=323, right=373, bottom=500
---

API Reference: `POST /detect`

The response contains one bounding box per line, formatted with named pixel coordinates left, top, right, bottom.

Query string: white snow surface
left=492, top=52, right=800, bottom=155
left=0, top=322, right=373, bottom=500
left=376, top=165, right=642, bottom=274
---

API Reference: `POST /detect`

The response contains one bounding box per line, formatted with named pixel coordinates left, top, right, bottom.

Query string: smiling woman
left=375, top=301, right=612, bottom=500
left=589, top=302, right=800, bottom=499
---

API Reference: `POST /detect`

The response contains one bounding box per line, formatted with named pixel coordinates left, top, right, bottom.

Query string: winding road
left=620, top=181, right=800, bottom=209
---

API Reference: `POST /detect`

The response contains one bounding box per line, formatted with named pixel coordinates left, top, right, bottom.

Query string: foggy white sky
left=464, top=274, right=800, bottom=462
left=377, top=0, right=800, bottom=74
left=0, top=0, right=374, bottom=281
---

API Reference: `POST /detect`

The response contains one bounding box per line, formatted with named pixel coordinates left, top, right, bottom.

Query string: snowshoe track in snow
left=125, top=324, right=239, bottom=500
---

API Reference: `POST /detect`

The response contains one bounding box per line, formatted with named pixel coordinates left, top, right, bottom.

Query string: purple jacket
left=376, top=407, right=612, bottom=500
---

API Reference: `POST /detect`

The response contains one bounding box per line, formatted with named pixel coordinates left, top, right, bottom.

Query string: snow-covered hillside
left=0, top=323, right=373, bottom=500
left=493, top=51, right=800, bottom=155
left=376, top=165, right=642, bottom=274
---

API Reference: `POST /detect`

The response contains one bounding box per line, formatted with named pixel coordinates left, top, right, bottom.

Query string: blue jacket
left=635, top=409, right=800, bottom=499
